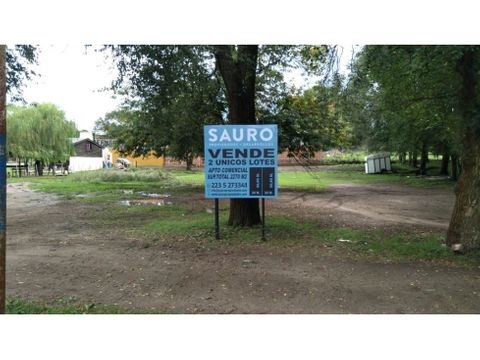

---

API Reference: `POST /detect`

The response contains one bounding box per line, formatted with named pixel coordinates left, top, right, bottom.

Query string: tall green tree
left=446, top=47, right=480, bottom=252
left=100, top=46, right=224, bottom=171
left=6, top=45, right=38, bottom=102
left=108, top=45, right=331, bottom=226
left=258, top=75, right=353, bottom=166
left=7, top=103, right=78, bottom=174
left=349, top=45, right=480, bottom=252
left=213, top=45, right=261, bottom=225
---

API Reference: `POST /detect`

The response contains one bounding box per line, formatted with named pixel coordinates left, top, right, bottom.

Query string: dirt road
left=275, top=183, right=454, bottom=230
left=6, top=182, right=480, bottom=313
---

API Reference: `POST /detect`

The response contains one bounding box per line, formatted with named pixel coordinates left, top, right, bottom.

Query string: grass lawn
left=172, top=167, right=455, bottom=191
left=9, top=165, right=454, bottom=195
left=7, top=167, right=468, bottom=266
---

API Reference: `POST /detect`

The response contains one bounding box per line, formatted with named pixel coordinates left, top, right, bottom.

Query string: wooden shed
left=73, top=138, right=103, bottom=157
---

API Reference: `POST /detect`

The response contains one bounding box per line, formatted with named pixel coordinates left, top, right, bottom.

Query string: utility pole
left=0, top=45, right=6, bottom=314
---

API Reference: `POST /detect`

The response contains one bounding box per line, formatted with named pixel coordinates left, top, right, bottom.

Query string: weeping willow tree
left=7, top=103, right=78, bottom=175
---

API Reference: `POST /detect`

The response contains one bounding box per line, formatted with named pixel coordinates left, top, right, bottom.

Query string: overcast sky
left=15, top=45, right=121, bottom=132
left=13, top=45, right=355, bottom=132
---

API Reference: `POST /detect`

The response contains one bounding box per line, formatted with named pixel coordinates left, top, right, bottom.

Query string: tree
left=347, top=46, right=462, bottom=174
left=7, top=103, right=78, bottom=174
left=107, top=45, right=331, bottom=226
left=101, top=46, right=224, bottom=171
left=446, top=47, right=480, bottom=252
left=6, top=45, right=38, bottom=102
left=349, top=45, right=480, bottom=252
left=213, top=45, right=261, bottom=225
left=260, top=75, right=353, bottom=164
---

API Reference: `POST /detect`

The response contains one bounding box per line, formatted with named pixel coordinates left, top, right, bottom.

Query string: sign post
left=0, top=45, right=6, bottom=314
left=214, top=198, right=220, bottom=240
left=204, top=125, right=278, bottom=240
left=261, top=198, right=266, bottom=241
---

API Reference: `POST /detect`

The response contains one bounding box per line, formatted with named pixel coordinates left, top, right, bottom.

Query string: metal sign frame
left=204, top=124, right=278, bottom=199
left=204, top=124, right=278, bottom=240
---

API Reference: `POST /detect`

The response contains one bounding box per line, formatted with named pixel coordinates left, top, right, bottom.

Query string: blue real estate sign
left=204, top=124, right=278, bottom=199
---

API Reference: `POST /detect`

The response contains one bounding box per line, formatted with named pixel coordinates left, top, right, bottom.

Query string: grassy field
left=8, top=168, right=470, bottom=265
left=8, top=165, right=455, bottom=194
left=172, top=167, right=455, bottom=191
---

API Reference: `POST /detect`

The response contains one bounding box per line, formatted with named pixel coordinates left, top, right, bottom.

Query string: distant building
left=110, top=149, right=165, bottom=167
left=69, top=138, right=105, bottom=172
left=93, top=133, right=165, bottom=167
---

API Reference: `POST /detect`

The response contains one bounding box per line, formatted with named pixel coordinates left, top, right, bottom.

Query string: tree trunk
left=412, top=151, right=418, bottom=168
left=451, top=154, right=458, bottom=180
left=214, top=45, right=261, bottom=226
left=419, top=141, right=428, bottom=175
left=228, top=198, right=261, bottom=226
left=185, top=153, right=193, bottom=171
left=447, top=132, right=480, bottom=251
left=35, top=160, right=43, bottom=176
left=439, top=148, right=450, bottom=176
left=447, top=48, right=480, bottom=252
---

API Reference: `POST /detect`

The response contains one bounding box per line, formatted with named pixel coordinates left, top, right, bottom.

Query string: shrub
left=69, top=168, right=173, bottom=182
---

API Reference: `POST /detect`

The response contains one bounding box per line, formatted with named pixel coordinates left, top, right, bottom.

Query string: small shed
left=69, top=138, right=104, bottom=173
left=365, top=152, right=391, bottom=174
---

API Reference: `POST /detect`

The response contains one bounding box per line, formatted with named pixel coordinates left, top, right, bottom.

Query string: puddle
left=120, top=199, right=173, bottom=206
left=138, top=192, right=171, bottom=198
left=75, top=193, right=98, bottom=198
left=118, top=190, right=171, bottom=197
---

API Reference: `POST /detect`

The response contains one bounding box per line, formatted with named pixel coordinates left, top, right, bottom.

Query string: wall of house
left=74, top=141, right=103, bottom=158
left=69, top=156, right=103, bottom=173
left=110, top=149, right=165, bottom=167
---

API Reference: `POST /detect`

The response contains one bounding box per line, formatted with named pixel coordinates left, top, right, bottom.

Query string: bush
left=319, top=150, right=367, bottom=165
left=69, top=168, right=173, bottom=182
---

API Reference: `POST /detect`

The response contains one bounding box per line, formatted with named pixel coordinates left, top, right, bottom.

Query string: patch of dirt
left=6, top=182, right=480, bottom=313
left=273, top=183, right=455, bottom=231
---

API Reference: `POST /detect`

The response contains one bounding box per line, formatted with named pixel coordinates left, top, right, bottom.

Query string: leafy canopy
left=99, top=45, right=335, bottom=163
left=6, top=45, right=38, bottom=102
left=7, top=103, right=78, bottom=162
left=344, top=45, right=469, bottom=159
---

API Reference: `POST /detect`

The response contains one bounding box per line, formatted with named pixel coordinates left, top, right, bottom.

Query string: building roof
left=72, top=138, right=104, bottom=149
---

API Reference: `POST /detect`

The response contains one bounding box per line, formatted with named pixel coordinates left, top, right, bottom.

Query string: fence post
left=0, top=45, right=7, bottom=314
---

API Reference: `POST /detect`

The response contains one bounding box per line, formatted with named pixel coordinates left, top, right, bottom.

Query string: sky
left=12, top=45, right=356, bottom=132
left=14, top=45, right=122, bottom=132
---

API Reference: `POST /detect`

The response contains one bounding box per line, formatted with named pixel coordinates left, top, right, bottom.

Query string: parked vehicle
left=116, top=158, right=131, bottom=169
